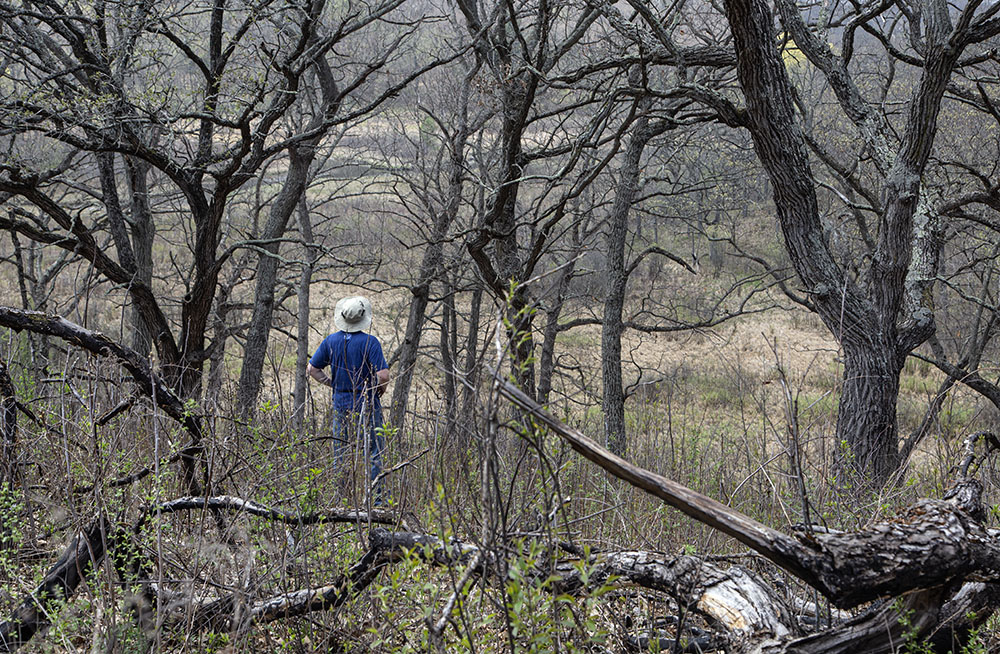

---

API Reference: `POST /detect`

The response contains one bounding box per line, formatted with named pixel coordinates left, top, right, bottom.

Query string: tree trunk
left=463, top=21, right=539, bottom=400
left=0, top=358, right=17, bottom=489
left=236, top=53, right=338, bottom=417
left=125, top=155, right=155, bottom=358
left=506, top=293, right=537, bottom=401
left=235, top=146, right=311, bottom=418
left=291, top=197, right=315, bottom=434
left=719, top=0, right=981, bottom=487
left=602, top=104, right=658, bottom=455
left=204, top=279, right=232, bottom=413
left=7, top=233, right=42, bottom=368
left=837, top=342, right=904, bottom=483
left=440, top=279, right=458, bottom=438
left=537, top=256, right=577, bottom=406
left=391, top=285, right=430, bottom=431
left=459, top=285, right=483, bottom=440
left=388, top=75, right=472, bottom=430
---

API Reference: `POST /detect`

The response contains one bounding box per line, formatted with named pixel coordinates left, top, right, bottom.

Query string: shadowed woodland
left=2, top=0, right=1000, bottom=651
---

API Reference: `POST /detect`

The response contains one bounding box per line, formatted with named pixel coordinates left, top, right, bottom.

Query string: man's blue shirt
left=310, top=331, right=388, bottom=411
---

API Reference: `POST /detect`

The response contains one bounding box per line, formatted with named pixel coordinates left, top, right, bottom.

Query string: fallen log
left=12, top=501, right=991, bottom=653
left=118, top=498, right=412, bottom=635
left=138, top=495, right=399, bottom=529
left=0, top=498, right=411, bottom=652
left=0, top=519, right=107, bottom=652
left=494, top=375, right=1000, bottom=650
left=172, top=528, right=793, bottom=649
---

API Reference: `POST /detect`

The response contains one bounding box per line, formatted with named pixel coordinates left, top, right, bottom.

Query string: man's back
left=310, top=331, right=387, bottom=411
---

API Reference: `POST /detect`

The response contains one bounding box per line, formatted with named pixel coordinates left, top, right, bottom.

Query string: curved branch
left=494, top=371, right=1000, bottom=608
left=0, top=307, right=202, bottom=492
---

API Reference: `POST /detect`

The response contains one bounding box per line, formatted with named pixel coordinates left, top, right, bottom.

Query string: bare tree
left=456, top=0, right=614, bottom=399
left=0, top=0, right=418, bottom=401
left=234, top=2, right=456, bottom=417
left=385, top=53, right=485, bottom=431
left=602, top=0, right=1000, bottom=483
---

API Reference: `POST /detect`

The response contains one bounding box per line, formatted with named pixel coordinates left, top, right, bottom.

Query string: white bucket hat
left=334, top=296, right=373, bottom=333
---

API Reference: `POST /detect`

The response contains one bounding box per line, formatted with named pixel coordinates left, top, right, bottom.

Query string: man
left=307, top=296, right=390, bottom=504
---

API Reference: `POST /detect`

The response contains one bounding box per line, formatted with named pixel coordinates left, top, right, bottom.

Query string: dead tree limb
left=70, top=442, right=202, bottom=494
left=183, top=528, right=459, bottom=632
left=115, top=500, right=406, bottom=635
left=0, top=519, right=107, bottom=652
left=0, top=306, right=204, bottom=493
left=491, top=370, right=835, bottom=590
left=495, top=375, right=1000, bottom=609
left=0, top=357, right=17, bottom=488
left=138, top=495, right=398, bottom=529
left=493, top=374, right=1000, bottom=651
left=183, top=528, right=792, bottom=648
left=95, top=395, right=137, bottom=426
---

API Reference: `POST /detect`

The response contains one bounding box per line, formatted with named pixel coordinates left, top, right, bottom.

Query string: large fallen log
left=495, top=375, right=1000, bottom=650
left=3, top=346, right=1000, bottom=651
left=108, top=517, right=1000, bottom=652
left=154, top=527, right=791, bottom=647
left=4, top=487, right=995, bottom=653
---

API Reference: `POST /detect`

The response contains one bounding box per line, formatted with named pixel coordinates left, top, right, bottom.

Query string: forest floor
left=3, top=281, right=999, bottom=652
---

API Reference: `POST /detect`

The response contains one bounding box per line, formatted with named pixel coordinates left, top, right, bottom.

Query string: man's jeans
left=331, top=402, right=386, bottom=504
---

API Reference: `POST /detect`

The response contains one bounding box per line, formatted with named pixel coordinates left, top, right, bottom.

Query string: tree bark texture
left=235, top=51, right=338, bottom=418
left=292, top=197, right=316, bottom=433
left=125, top=155, right=156, bottom=357
left=459, top=285, right=483, bottom=439
left=0, top=358, right=16, bottom=488
left=537, top=253, right=577, bottom=406
left=439, top=275, right=459, bottom=436
left=602, top=102, right=660, bottom=455
left=838, top=342, right=904, bottom=480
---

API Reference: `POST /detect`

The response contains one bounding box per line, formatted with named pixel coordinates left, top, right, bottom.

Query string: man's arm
left=375, top=368, right=390, bottom=397
left=307, top=363, right=331, bottom=386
